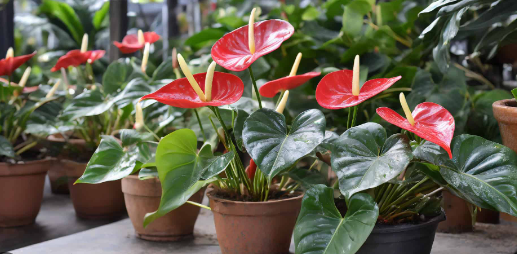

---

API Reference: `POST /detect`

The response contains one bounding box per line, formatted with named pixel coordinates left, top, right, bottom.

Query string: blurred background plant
left=6, top=0, right=517, bottom=144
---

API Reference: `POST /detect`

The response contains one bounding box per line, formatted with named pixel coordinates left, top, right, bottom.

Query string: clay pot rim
left=62, top=159, right=87, bottom=178
left=372, top=211, right=446, bottom=233
left=493, top=98, right=517, bottom=109
left=0, top=158, right=53, bottom=176
left=47, top=134, right=87, bottom=145
left=206, top=188, right=303, bottom=205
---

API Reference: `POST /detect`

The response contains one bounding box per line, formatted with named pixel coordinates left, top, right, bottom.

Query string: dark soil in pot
left=64, top=159, right=126, bottom=219
left=121, top=175, right=204, bottom=241
left=0, top=159, right=52, bottom=227
left=356, top=212, right=446, bottom=254
left=207, top=188, right=303, bottom=254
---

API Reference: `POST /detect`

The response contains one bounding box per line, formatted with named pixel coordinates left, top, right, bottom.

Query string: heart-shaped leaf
left=61, top=89, right=115, bottom=120
left=232, top=109, right=249, bottom=151
left=243, top=108, right=326, bottom=181
left=294, top=185, right=379, bottom=254
left=143, top=129, right=234, bottom=227
left=417, top=135, right=517, bottom=216
left=0, top=136, right=15, bottom=158
left=102, top=60, right=134, bottom=95
left=75, top=135, right=154, bottom=184
left=119, top=129, right=154, bottom=147
left=331, top=123, right=413, bottom=199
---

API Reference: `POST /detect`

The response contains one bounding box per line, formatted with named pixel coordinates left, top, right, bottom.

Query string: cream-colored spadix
left=19, top=67, right=31, bottom=88
left=80, top=34, right=88, bottom=53
left=275, top=90, right=289, bottom=114
left=138, top=30, right=145, bottom=45
left=248, top=8, right=257, bottom=54
left=177, top=53, right=206, bottom=101
left=46, top=80, right=61, bottom=99
left=141, top=43, right=150, bottom=73
left=5, top=47, right=13, bottom=59
left=399, top=93, right=415, bottom=126
left=289, top=53, right=302, bottom=77
left=205, top=61, right=217, bottom=102
left=352, top=55, right=360, bottom=96
left=134, top=101, right=144, bottom=130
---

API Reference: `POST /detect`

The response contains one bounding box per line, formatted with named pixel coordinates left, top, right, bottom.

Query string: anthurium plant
left=0, top=48, right=61, bottom=161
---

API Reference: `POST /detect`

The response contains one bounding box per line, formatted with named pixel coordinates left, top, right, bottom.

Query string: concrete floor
left=0, top=178, right=126, bottom=252
left=4, top=180, right=517, bottom=254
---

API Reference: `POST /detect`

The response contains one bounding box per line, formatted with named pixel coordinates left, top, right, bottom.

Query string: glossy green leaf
left=92, top=1, right=109, bottom=30
left=75, top=135, right=152, bottom=184
left=294, top=185, right=379, bottom=254
left=113, top=78, right=154, bottom=108
left=184, top=28, right=226, bottom=48
left=143, top=129, right=233, bottom=227
left=331, top=123, right=412, bottom=199
left=442, top=135, right=517, bottom=216
left=61, top=89, right=114, bottom=120
left=432, top=7, right=467, bottom=73
left=151, top=59, right=175, bottom=81
left=512, top=88, right=517, bottom=101
left=119, top=129, right=154, bottom=147
left=232, top=109, right=249, bottom=151
left=102, top=60, right=133, bottom=95
left=243, top=109, right=326, bottom=181
left=139, top=167, right=158, bottom=180
left=39, top=0, right=84, bottom=44
left=0, top=136, right=15, bottom=158
left=342, top=0, right=372, bottom=39
left=288, top=168, right=327, bottom=189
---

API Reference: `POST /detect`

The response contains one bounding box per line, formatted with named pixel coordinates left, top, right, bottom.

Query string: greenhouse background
left=1, top=0, right=517, bottom=253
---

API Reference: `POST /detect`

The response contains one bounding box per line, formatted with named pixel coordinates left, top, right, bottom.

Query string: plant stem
left=186, top=201, right=211, bottom=211
left=15, top=141, right=37, bottom=155
left=248, top=67, right=262, bottom=109
left=351, top=106, right=358, bottom=128
left=143, top=124, right=160, bottom=141
left=193, top=109, right=206, bottom=142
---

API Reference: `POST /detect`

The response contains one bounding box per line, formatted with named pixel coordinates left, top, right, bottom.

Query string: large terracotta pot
left=0, top=159, right=52, bottom=227
left=207, top=189, right=303, bottom=254
left=63, top=160, right=126, bottom=219
left=493, top=99, right=517, bottom=223
left=46, top=135, right=91, bottom=194
left=121, top=175, right=204, bottom=241
left=437, top=191, right=472, bottom=233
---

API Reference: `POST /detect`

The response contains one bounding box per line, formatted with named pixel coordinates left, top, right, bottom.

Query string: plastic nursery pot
left=437, top=190, right=472, bottom=233
left=356, top=212, right=446, bottom=254
left=493, top=99, right=517, bottom=223
left=121, top=175, right=205, bottom=241
left=206, top=189, right=303, bottom=254
left=63, top=159, right=126, bottom=219
left=0, top=159, right=52, bottom=227
left=46, top=135, right=90, bottom=194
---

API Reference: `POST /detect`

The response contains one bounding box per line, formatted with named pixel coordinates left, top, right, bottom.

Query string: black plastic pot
left=357, top=212, right=446, bottom=254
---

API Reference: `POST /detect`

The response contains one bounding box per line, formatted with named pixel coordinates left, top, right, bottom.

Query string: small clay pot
left=207, top=189, right=303, bottom=254
left=476, top=209, right=500, bottom=224
left=47, top=160, right=69, bottom=194
left=493, top=99, right=517, bottom=223
left=437, top=190, right=472, bottom=233
left=0, top=159, right=52, bottom=227
left=63, top=159, right=126, bottom=219
left=122, top=175, right=204, bottom=241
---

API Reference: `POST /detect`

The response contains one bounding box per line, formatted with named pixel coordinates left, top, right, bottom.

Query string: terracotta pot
left=47, top=160, right=69, bottom=194
left=476, top=209, right=500, bottom=224
left=0, top=159, right=52, bottom=227
left=121, top=175, right=204, bottom=241
left=207, top=189, right=303, bottom=254
left=437, top=191, right=472, bottom=233
left=63, top=159, right=126, bottom=219
left=493, top=99, right=517, bottom=223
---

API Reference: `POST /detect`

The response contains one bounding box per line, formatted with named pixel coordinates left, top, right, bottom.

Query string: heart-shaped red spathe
left=113, top=32, right=161, bottom=54
left=377, top=102, right=455, bottom=158
left=51, top=50, right=105, bottom=72
left=0, top=52, right=36, bottom=77
left=141, top=71, right=244, bottom=108
left=259, top=72, right=320, bottom=98
left=316, top=70, right=401, bottom=109
left=211, top=20, right=294, bottom=72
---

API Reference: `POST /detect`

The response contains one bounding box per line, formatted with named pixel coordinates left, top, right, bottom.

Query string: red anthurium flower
left=113, top=31, right=161, bottom=54
left=211, top=19, right=294, bottom=72
left=51, top=50, right=105, bottom=72
left=141, top=71, right=244, bottom=108
left=316, top=69, right=401, bottom=109
left=0, top=52, right=36, bottom=76
left=246, top=159, right=257, bottom=180
left=259, top=72, right=320, bottom=98
left=377, top=102, right=455, bottom=158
